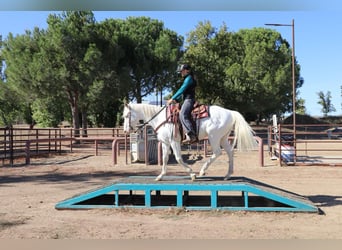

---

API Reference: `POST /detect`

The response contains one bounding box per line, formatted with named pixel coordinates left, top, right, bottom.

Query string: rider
left=167, top=64, right=197, bottom=144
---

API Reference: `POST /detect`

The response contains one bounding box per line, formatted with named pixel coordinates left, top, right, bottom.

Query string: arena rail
left=268, top=123, right=342, bottom=166
left=111, top=135, right=129, bottom=165
left=1, top=127, right=126, bottom=166
left=25, top=138, right=73, bottom=165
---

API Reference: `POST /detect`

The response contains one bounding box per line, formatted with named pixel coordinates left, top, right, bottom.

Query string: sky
left=1, top=1, right=342, bottom=117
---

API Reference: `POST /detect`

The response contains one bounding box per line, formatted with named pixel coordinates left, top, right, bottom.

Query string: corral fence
left=0, top=126, right=125, bottom=166
left=268, top=123, right=342, bottom=166
left=9, top=123, right=339, bottom=168
left=1, top=125, right=267, bottom=167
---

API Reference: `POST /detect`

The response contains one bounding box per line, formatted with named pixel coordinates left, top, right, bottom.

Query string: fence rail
left=0, top=126, right=125, bottom=166
left=268, top=123, right=342, bottom=166
left=3, top=123, right=341, bottom=167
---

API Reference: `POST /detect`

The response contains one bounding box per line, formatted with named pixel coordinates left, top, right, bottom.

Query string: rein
left=133, top=105, right=167, bottom=133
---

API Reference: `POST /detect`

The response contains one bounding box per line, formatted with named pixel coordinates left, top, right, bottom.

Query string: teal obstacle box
left=55, top=176, right=318, bottom=213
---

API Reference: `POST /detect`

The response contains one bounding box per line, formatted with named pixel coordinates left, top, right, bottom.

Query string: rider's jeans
left=180, top=98, right=195, bottom=135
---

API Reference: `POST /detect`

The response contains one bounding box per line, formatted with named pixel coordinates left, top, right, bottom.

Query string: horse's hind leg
left=199, top=138, right=222, bottom=177
left=220, top=136, right=234, bottom=180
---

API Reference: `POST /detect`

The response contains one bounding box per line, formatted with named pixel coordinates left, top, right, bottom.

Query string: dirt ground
left=1, top=146, right=342, bottom=239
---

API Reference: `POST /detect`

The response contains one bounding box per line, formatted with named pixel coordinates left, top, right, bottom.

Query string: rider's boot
left=182, top=131, right=198, bottom=144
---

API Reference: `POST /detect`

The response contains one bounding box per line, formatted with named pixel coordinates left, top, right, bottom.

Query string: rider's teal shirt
left=171, top=74, right=195, bottom=102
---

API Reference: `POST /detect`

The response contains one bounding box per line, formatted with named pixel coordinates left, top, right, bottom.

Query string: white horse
left=123, top=103, right=258, bottom=181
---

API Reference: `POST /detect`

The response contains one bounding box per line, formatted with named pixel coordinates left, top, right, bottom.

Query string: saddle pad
left=192, top=104, right=209, bottom=119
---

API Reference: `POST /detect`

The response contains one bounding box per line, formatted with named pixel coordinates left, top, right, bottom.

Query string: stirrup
left=182, top=134, right=197, bottom=144
left=190, top=137, right=198, bottom=143
left=182, top=134, right=191, bottom=144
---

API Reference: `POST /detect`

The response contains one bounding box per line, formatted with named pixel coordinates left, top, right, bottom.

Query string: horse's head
left=122, top=103, right=139, bottom=133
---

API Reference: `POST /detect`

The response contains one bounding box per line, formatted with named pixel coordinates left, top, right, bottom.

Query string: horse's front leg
left=171, top=141, right=195, bottom=180
left=155, top=143, right=170, bottom=181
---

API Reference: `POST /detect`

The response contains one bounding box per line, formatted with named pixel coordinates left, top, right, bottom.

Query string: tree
left=233, top=28, right=301, bottom=120
left=182, top=22, right=303, bottom=121
left=31, top=96, right=70, bottom=127
left=183, top=21, right=230, bottom=104
left=0, top=34, right=3, bottom=81
left=114, top=16, right=183, bottom=103
left=1, top=12, right=183, bottom=128
left=0, top=81, right=22, bottom=126
left=42, top=11, right=99, bottom=135
left=296, top=98, right=306, bottom=115
left=317, top=90, right=336, bottom=117
left=1, top=28, right=43, bottom=126
left=1, top=14, right=304, bottom=127
left=2, top=11, right=124, bottom=129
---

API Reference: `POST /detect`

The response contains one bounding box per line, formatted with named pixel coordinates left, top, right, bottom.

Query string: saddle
left=166, top=102, right=210, bottom=140
left=166, top=102, right=210, bottom=122
left=191, top=101, right=210, bottom=120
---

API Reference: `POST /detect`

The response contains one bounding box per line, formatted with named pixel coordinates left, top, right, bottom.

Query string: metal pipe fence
left=0, top=126, right=125, bottom=166
left=5, top=123, right=340, bottom=167
left=268, top=123, right=342, bottom=166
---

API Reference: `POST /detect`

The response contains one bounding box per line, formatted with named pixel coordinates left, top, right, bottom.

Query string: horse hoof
left=224, top=175, right=231, bottom=181
left=190, top=173, right=196, bottom=181
left=225, top=171, right=234, bottom=180
left=199, top=171, right=205, bottom=177
left=155, top=176, right=162, bottom=181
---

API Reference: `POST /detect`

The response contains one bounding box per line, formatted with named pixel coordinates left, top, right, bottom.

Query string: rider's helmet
left=177, top=64, right=191, bottom=73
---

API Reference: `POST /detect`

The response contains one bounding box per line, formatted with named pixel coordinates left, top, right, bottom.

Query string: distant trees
left=1, top=11, right=183, bottom=129
left=0, top=12, right=305, bottom=127
left=182, top=22, right=302, bottom=121
left=109, top=16, right=183, bottom=103
left=317, top=90, right=336, bottom=117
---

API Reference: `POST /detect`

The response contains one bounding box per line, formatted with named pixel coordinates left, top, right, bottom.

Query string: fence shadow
left=308, top=195, right=342, bottom=207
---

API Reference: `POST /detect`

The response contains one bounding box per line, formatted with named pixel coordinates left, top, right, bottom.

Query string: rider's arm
left=171, top=76, right=193, bottom=101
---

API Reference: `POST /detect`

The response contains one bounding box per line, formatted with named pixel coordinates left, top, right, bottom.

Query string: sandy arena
left=1, top=146, right=342, bottom=239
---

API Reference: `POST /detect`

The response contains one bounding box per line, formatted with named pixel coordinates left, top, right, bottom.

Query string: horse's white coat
left=123, top=103, right=258, bottom=181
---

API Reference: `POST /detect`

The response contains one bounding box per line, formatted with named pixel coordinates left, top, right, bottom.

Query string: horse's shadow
left=168, top=152, right=204, bottom=165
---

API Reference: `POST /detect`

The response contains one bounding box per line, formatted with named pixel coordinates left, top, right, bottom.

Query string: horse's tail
left=231, top=111, right=258, bottom=151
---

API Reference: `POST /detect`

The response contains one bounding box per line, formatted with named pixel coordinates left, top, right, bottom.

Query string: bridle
left=125, top=104, right=168, bottom=133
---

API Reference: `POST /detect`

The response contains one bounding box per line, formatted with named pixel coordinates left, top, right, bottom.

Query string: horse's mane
left=130, top=103, right=164, bottom=119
